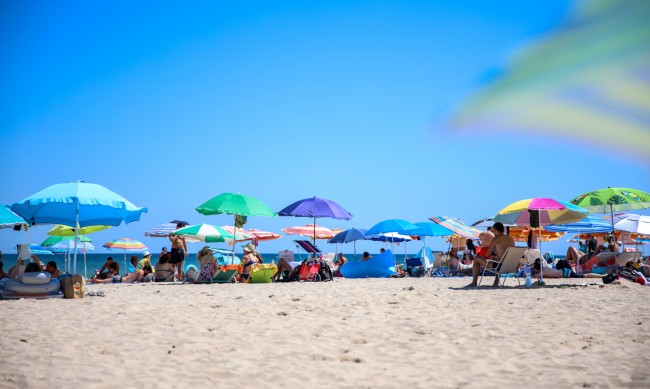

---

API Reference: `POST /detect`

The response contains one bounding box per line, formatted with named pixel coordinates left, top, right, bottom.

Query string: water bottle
left=525, top=264, right=532, bottom=288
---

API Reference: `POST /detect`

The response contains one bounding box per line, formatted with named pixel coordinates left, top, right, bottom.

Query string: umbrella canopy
left=408, top=222, right=453, bottom=237
left=448, top=0, right=650, bottom=160
left=366, top=219, right=419, bottom=236
left=495, top=198, right=588, bottom=226
left=508, top=227, right=563, bottom=243
left=571, top=188, right=650, bottom=229
left=278, top=196, right=352, bottom=245
left=328, top=228, right=368, bottom=244
left=0, top=205, right=28, bottom=229
left=430, top=216, right=481, bottom=239
left=367, top=232, right=413, bottom=242
left=545, top=215, right=613, bottom=233
left=246, top=229, right=282, bottom=242
left=278, top=196, right=353, bottom=220
left=283, top=224, right=334, bottom=239
left=11, top=181, right=147, bottom=227
left=50, top=241, right=95, bottom=253
left=471, top=217, right=515, bottom=229
left=102, top=238, right=148, bottom=251
left=41, top=235, right=91, bottom=246
left=170, top=220, right=189, bottom=227
left=220, top=226, right=253, bottom=242
left=29, top=244, right=53, bottom=255
left=196, top=193, right=276, bottom=217
left=47, top=224, right=110, bottom=236
left=144, top=222, right=178, bottom=237
left=10, top=181, right=147, bottom=274
left=614, top=214, right=650, bottom=235
left=172, top=224, right=234, bottom=243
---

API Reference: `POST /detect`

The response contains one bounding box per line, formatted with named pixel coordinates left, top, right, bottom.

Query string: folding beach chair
left=293, top=240, right=321, bottom=261
left=479, top=247, right=528, bottom=287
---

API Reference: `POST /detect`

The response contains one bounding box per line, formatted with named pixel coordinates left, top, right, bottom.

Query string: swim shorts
left=476, top=247, right=489, bottom=258
left=169, top=247, right=185, bottom=264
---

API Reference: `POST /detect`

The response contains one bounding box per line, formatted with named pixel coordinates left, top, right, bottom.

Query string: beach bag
left=318, top=260, right=333, bottom=282
left=60, top=275, right=85, bottom=299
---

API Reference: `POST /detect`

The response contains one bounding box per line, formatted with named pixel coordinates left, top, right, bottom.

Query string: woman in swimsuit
left=196, top=246, right=218, bottom=282
left=154, top=254, right=175, bottom=282
left=240, top=244, right=260, bottom=282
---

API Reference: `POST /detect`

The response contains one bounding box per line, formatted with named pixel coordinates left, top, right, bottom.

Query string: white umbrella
left=614, top=215, right=650, bottom=235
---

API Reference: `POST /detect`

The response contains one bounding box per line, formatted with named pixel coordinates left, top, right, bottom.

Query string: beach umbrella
left=508, top=227, right=563, bottom=243
left=246, top=229, right=282, bottom=242
left=47, top=224, right=111, bottom=236
left=471, top=217, right=515, bottom=229
left=278, top=196, right=353, bottom=245
left=144, top=222, right=178, bottom=237
left=430, top=216, right=481, bottom=239
left=0, top=205, right=28, bottom=229
left=170, top=220, right=189, bottom=227
left=41, top=235, right=91, bottom=247
left=544, top=215, right=613, bottom=233
left=172, top=223, right=234, bottom=243
left=367, top=232, right=413, bottom=243
left=11, top=181, right=147, bottom=274
left=196, top=192, right=276, bottom=254
left=283, top=224, right=335, bottom=239
left=495, top=198, right=588, bottom=282
left=50, top=240, right=95, bottom=253
left=102, top=238, right=148, bottom=272
left=29, top=244, right=53, bottom=255
left=366, top=219, right=419, bottom=265
left=405, top=222, right=453, bottom=269
left=220, top=226, right=253, bottom=242
left=449, top=1, right=650, bottom=160
left=570, top=187, right=650, bottom=230
left=614, top=214, right=650, bottom=235
left=328, top=228, right=368, bottom=260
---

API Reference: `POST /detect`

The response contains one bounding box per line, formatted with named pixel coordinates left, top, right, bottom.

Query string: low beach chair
left=479, top=247, right=528, bottom=287
left=212, top=269, right=239, bottom=284
left=248, top=264, right=278, bottom=284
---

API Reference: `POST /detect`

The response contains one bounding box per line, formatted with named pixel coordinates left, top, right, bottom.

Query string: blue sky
left=2, top=0, right=648, bottom=256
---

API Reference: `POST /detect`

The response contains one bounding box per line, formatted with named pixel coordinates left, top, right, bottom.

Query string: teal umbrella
left=0, top=205, right=27, bottom=229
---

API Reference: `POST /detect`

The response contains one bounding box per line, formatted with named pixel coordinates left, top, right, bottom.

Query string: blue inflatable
left=340, top=250, right=397, bottom=278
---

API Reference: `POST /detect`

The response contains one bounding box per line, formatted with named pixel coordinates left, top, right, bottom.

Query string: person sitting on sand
left=94, top=265, right=152, bottom=284
left=274, top=256, right=300, bottom=282
left=45, top=261, right=61, bottom=278
left=533, top=259, right=604, bottom=279
left=195, top=246, right=218, bottom=282
left=361, top=252, right=371, bottom=261
left=154, top=255, right=175, bottom=282
left=137, top=251, right=154, bottom=271
left=466, top=222, right=515, bottom=287
left=98, top=257, right=120, bottom=278
left=240, top=244, right=260, bottom=282
left=333, top=253, right=347, bottom=277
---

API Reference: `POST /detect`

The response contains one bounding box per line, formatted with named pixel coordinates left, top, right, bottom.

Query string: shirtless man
left=169, top=224, right=188, bottom=280
left=98, top=257, right=120, bottom=278
left=476, top=227, right=495, bottom=258
left=466, top=222, right=515, bottom=287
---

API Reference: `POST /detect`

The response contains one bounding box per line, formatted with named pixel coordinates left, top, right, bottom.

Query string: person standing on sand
left=169, top=223, right=188, bottom=280
left=466, top=222, right=515, bottom=287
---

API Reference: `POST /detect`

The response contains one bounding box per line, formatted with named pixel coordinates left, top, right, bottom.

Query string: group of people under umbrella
left=2, top=182, right=650, bottom=285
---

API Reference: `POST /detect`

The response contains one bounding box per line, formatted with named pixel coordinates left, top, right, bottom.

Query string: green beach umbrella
left=196, top=193, right=277, bottom=217
left=172, top=223, right=234, bottom=243
left=47, top=224, right=111, bottom=236
left=570, top=187, right=650, bottom=230
left=41, top=235, right=91, bottom=247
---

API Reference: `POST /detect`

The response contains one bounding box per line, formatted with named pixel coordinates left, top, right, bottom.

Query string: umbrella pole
left=233, top=216, right=237, bottom=265
left=84, top=250, right=87, bottom=279
left=313, top=217, right=316, bottom=246
left=354, top=241, right=357, bottom=261
left=537, top=227, right=544, bottom=283
left=73, top=205, right=79, bottom=274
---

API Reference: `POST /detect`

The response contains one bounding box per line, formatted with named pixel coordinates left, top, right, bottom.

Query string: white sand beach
left=1, top=278, right=649, bottom=388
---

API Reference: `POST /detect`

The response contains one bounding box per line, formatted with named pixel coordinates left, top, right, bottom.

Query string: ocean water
left=0, top=252, right=416, bottom=279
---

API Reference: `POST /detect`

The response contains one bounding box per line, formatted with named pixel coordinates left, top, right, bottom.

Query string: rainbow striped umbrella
left=429, top=216, right=481, bottom=239
left=449, top=0, right=650, bottom=160
left=495, top=198, right=588, bottom=226
left=102, top=238, right=148, bottom=273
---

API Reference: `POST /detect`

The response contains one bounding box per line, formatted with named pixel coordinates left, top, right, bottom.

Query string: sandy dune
left=1, top=277, right=649, bottom=388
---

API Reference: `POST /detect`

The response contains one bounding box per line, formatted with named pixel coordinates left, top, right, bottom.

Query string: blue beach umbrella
left=544, top=215, right=612, bottom=233
left=0, top=205, right=28, bottom=229
left=29, top=244, right=53, bottom=255
left=366, top=219, right=419, bottom=265
left=11, top=181, right=148, bottom=274
left=328, top=227, right=368, bottom=260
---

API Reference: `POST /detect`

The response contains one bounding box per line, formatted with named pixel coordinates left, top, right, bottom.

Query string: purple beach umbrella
left=278, top=196, right=353, bottom=245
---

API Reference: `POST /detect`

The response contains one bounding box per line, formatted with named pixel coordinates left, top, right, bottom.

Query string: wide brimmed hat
left=242, top=243, right=257, bottom=253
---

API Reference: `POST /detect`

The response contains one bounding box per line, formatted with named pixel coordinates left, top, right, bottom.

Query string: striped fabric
left=429, top=216, right=481, bottom=239
left=450, top=0, right=650, bottom=160
left=102, top=238, right=148, bottom=251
